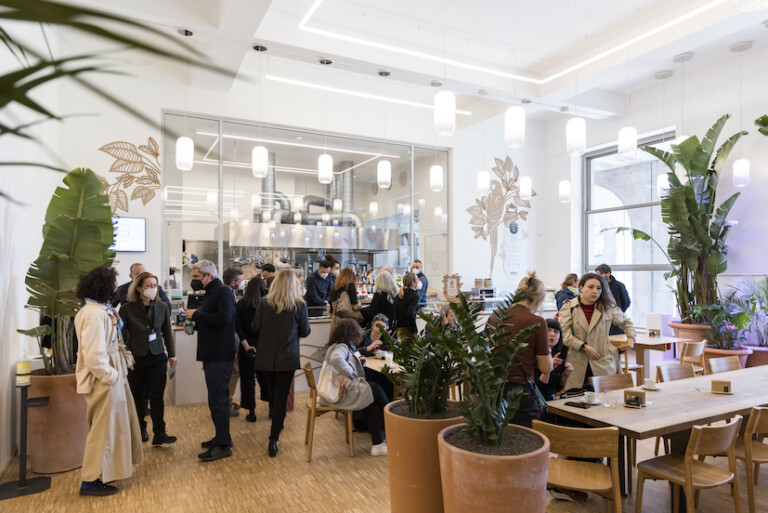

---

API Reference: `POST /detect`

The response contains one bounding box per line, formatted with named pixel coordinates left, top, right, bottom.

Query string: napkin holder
left=624, top=389, right=646, bottom=408
left=711, top=380, right=733, bottom=394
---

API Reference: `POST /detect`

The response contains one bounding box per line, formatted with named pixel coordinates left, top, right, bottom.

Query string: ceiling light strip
left=266, top=74, right=472, bottom=116
left=299, top=0, right=728, bottom=85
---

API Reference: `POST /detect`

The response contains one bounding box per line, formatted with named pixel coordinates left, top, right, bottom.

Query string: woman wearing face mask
left=120, top=272, right=177, bottom=446
left=559, top=272, right=635, bottom=391
left=392, top=272, right=420, bottom=341
left=412, top=259, right=428, bottom=310
left=555, top=273, right=579, bottom=311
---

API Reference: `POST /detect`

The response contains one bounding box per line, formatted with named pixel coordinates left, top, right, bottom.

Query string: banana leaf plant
left=17, top=168, right=114, bottom=374
left=606, top=114, right=744, bottom=322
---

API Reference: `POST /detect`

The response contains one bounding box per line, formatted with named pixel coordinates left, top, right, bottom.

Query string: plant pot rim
left=744, top=344, right=768, bottom=350
left=437, top=423, right=550, bottom=460
left=668, top=321, right=710, bottom=329
left=704, top=346, right=753, bottom=355
left=385, top=399, right=464, bottom=423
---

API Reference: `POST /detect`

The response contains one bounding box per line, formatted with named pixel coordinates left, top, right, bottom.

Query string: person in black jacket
left=234, top=277, right=266, bottom=422
left=596, top=264, right=631, bottom=335
left=121, top=272, right=177, bottom=446
left=304, top=260, right=333, bottom=317
left=184, top=260, right=236, bottom=462
left=555, top=273, right=579, bottom=311
left=535, top=319, right=574, bottom=403
left=251, top=270, right=310, bottom=457
left=392, top=272, right=420, bottom=341
left=112, top=263, right=171, bottom=309
left=412, top=259, right=428, bottom=310
left=362, top=270, right=398, bottom=328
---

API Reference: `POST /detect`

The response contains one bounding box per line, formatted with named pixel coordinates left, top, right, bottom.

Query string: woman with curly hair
left=319, top=319, right=390, bottom=456
left=74, top=266, right=143, bottom=496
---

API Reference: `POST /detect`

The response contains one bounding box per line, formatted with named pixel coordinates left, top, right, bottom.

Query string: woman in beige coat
left=559, top=272, right=635, bottom=391
left=75, top=266, right=143, bottom=496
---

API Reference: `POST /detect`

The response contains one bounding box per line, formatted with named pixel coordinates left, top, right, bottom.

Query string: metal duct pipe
left=340, top=160, right=354, bottom=217
left=271, top=191, right=291, bottom=212
left=269, top=208, right=291, bottom=224
left=303, top=195, right=332, bottom=212
left=304, top=212, right=363, bottom=227
left=260, top=152, right=277, bottom=210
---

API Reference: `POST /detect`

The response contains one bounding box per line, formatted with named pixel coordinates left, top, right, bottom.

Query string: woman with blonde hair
left=392, top=272, right=420, bottom=340
left=251, top=270, right=310, bottom=457
left=363, top=270, right=398, bottom=328
left=486, top=271, right=553, bottom=428
left=555, top=273, right=579, bottom=311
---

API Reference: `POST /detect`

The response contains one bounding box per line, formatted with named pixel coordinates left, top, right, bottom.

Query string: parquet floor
left=1, top=392, right=764, bottom=513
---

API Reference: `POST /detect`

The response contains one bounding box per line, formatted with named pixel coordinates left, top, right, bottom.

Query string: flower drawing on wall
left=98, top=137, right=161, bottom=213
left=466, top=156, right=536, bottom=275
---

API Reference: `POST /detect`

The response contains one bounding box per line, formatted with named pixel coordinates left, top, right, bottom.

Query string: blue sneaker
left=80, top=479, right=118, bottom=496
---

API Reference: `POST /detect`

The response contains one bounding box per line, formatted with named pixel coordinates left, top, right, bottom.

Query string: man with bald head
left=113, top=263, right=171, bottom=309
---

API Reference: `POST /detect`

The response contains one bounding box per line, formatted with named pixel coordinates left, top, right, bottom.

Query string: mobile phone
left=564, top=401, right=591, bottom=409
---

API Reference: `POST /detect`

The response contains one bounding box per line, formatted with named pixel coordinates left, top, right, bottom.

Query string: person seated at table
left=320, top=319, right=390, bottom=456
left=358, top=314, right=395, bottom=401
left=362, top=271, right=398, bottom=328
left=558, top=272, right=635, bottom=392
left=535, top=319, right=573, bottom=403
left=555, top=273, right=579, bottom=311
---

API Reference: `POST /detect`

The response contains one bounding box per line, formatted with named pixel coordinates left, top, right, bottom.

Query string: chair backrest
left=657, top=363, right=696, bottom=383
left=744, top=407, right=768, bottom=438
left=706, top=355, right=742, bottom=374
left=532, top=420, right=618, bottom=459
left=302, top=363, right=318, bottom=401
left=590, top=373, right=635, bottom=393
left=686, top=416, right=743, bottom=458
left=679, top=340, right=706, bottom=365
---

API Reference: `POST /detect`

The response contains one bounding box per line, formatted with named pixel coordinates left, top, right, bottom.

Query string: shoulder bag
left=317, top=361, right=345, bottom=403
left=332, top=290, right=363, bottom=323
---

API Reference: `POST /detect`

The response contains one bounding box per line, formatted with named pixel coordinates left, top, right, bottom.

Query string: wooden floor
left=1, top=391, right=764, bottom=513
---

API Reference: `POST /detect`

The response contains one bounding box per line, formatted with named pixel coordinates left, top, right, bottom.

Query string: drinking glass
left=602, top=391, right=617, bottom=408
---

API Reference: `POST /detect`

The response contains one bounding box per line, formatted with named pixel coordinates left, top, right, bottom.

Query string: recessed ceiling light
left=178, top=28, right=193, bottom=37
left=729, top=41, right=753, bottom=53
left=319, top=58, right=332, bottom=65
left=253, top=45, right=268, bottom=52
left=378, top=70, right=391, bottom=77
left=672, top=52, right=694, bottom=63
left=430, top=80, right=443, bottom=88
left=654, top=70, right=674, bottom=80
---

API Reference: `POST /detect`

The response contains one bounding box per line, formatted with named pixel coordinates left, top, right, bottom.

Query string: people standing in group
left=555, top=273, right=579, bottom=311
left=559, top=272, right=635, bottom=391
left=184, top=260, right=237, bottom=462
left=392, top=272, right=420, bottom=341
left=112, top=262, right=170, bottom=309
left=120, top=272, right=177, bottom=446
left=486, top=271, right=553, bottom=428
left=412, top=259, right=428, bottom=310
left=304, top=260, right=333, bottom=317
left=329, top=268, right=361, bottom=333
left=235, top=277, right=267, bottom=423
left=320, top=319, right=390, bottom=456
left=75, top=266, right=143, bottom=496
left=595, top=264, right=631, bottom=335
left=251, top=270, right=310, bottom=457
left=222, top=267, right=245, bottom=418
left=363, top=270, right=398, bottom=328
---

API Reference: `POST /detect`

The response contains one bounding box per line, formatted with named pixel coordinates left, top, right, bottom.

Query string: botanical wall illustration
left=98, top=137, right=161, bottom=213
left=466, top=156, right=536, bottom=276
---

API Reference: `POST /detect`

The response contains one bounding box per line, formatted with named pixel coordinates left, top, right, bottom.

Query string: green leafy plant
left=17, top=168, right=114, bottom=374
left=381, top=311, right=461, bottom=417
left=606, top=114, right=744, bottom=322
left=756, top=114, right=768, bottom=136
left=439, top=294, right=538, bottom=446
left=725, top=278, right=768, bottom=347
left=688, top=303, right=750, bottom=350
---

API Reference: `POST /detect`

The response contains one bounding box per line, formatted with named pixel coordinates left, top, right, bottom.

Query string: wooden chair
left=635, top=416, right=743, bottom=513
left=533, top=421, right=622, bottom=513
left=734, top=407, right=768, bottom=513
left=609, top=335, right=644, bottom=385
left=706, top=355, right=742, bottom=375
left=590, top=373, right=635, bottom=393
left=302, top=363, right=355, bottom=462
left=653, top=364, right=696, bottom=456
left=679, top=341, right=707, bottom=375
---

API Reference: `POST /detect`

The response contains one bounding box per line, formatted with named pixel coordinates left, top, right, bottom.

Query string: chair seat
left=627, top=364, right=643, bottom=370
left=734, top=438, right=768, bottom=463
left=548, top=459, right=613, bottom=493
left=638, top=455, right=734, bottom=488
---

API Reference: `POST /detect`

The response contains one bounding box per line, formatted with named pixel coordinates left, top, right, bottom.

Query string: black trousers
left=256, top=371, right=270, bottom=401
left=238, top=345, right=256, bottom=412
left=361, top=381, right=389, bottom=445
left=264, top=370, right=294, bottom=441
left=127, top=352, right=168, bottom=437
left=363, top=366, right=394, bottom=402
left=502, top=382, right=540, bottom=429
left=203, top=360, right=234, bottom=447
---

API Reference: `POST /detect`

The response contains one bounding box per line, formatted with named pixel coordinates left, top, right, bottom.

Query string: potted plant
left=380, top=312, right=463, bottom=513
left=436, top=295, right=550, bottom=513
left=17, top=167, right=115, bottom=473
left=609, top=114, right=745, bottom=343
left=687, top=302, right=752, bottom=368
left=725, top=278, right=768, bottom=367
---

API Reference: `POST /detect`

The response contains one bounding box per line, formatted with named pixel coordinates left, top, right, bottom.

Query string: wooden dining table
left=609, top=333, right=694, bottom=379
left=547, top=366, right=768, bottom=507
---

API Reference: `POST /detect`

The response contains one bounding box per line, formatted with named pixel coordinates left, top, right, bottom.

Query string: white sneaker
left=370, top=442, right=387, bottom=456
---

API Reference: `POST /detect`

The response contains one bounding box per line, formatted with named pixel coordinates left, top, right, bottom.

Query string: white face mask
left=319, top=272, right=329, bottom=279
left=332, top=269, right=340, bottom=277
left=142, top=288, right=158, bottom=300
left=414, top=268, right=422, bottom=275
left=416, top=280, right=423, bottom=290
left=238, top=281, right=246, bottom=291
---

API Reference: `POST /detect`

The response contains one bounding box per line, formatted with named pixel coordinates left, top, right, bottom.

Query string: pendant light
left=430, top=164, right=444, bottom=192
left=477, top=171, right=491, bottom=195
left=403, top=203, right=411, bottom=216
left=176, top=136, right=194, bottom=170
left=318, top=154, right=333, bottom=184
left=504, top=106, right=526, bottom=148
left=618, top=126, right=638, bottom=160
left=566, top=117, right=586, bottom=156
left=732, top=41, right=751, bottom=188
left=252, top=145, right=268, bottom=178
left=558, top=180, right=571, bottom=203
left=434, top=90, right=456, bottom=136
left=369, top=201, right=378, bottom=217
left=733, top=159, right=750, bottom=188
left=377, top=160, right=391, bottom=188
left=434, top=206, right=443, bottom=217
left=519, top=176, right=532, bottom=201
left=332, top=198, right=342, bottom=213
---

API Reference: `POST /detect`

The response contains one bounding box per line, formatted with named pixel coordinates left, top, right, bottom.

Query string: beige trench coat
left=558, top=298, right=635, bottom=391
left=75, top=301, right=143, bottom=483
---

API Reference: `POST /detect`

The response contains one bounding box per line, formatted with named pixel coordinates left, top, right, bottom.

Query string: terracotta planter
left=384, top=400, right=463, bottom=513
left=668, top=322, right=711, bottom=354
left=28, top=373, right=88, bottom=473
left=438, top=424, right=550, bottom=513
left=704, top=347, right=753, bottom=370
left=745, top=346, right=768, bottom=368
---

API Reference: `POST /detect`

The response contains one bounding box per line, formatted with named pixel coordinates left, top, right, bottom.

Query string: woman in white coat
left=559, top=272, right=635, bottom=391
left=75, top=266, right=143, bottom=496
left=319, top=319, right=390, bottom=456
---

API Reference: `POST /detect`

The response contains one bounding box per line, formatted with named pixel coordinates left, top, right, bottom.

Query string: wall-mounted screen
left=111, top=217, right=146, bottom=252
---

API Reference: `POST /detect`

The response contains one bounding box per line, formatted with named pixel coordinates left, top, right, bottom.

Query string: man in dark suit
left=596, top=264, right=631, bottom=335
left=412, top=259, right=428, bottom=311
left=113, top=262, right=171, bottom=309
left=304, top=260, right=332, bottom=317
left=184, top=260, right=237, bottom=462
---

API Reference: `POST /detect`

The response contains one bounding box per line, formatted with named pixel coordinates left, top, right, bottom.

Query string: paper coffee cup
left=644, top=378, right=656, bottom=389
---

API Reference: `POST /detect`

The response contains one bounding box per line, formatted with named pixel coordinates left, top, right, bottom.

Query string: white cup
left=585, top=391, right=597, bottom=404
left=644, top=378, right=657, bottom=390
left=384, top=352, right=394, bottom=366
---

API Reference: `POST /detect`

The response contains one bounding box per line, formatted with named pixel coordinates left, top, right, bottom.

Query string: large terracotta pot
left=669, top=322, right=711, bottom=354
left=438, top=424, right=550, bottom=513
left=28, top=373, right=88, bottom=473
left=745, top=346, right=768, bottom=368
left=704, top=346, right=753, bottom=370
left=385, top=400, right=463, bottom=513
